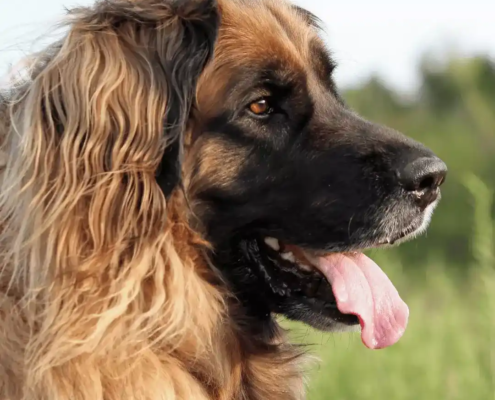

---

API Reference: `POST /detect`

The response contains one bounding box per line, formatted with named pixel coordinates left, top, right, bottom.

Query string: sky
left=1, top=0, right=494, bottom=92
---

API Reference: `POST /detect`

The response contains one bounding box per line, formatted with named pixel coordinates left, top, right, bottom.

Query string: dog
left=0, top=0, right=447, bottom=399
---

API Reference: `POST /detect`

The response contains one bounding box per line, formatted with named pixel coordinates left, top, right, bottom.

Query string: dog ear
left=153, top=0, right=219, bottom=197
left=3, top=0, right=221, bottom=224
left=58, top=0, right=219, bottom=198
left=0, top=0, right=221, bottom=265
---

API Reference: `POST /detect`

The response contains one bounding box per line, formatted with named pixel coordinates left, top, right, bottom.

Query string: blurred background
left=1, top=1, right=494, bottom=399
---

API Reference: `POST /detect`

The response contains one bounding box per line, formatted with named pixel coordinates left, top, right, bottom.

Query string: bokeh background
left=1, top=1, right=494, bottom=399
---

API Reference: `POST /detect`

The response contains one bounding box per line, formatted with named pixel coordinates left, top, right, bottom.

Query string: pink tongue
left=317, top=253, right=409, bottom=349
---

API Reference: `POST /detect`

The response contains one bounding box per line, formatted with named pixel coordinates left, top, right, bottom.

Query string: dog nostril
left=418, top=171, right=446, bottom=191
left=398, top=156, right=447, bottom=207
left=418, top=175, right=435, bottom=191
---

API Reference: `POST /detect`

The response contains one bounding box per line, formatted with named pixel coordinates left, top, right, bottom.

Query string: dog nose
left=398, top=156, right=447, bottom=209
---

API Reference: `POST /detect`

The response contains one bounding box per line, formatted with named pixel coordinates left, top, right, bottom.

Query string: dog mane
left=0, top=1, right=307, bottom=399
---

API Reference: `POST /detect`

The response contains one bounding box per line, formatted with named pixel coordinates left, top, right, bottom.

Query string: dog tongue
left=317, top=253, right=409, bottom=349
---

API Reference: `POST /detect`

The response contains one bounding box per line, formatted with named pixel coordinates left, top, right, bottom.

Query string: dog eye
left=248, top=98, right=273, bottom=116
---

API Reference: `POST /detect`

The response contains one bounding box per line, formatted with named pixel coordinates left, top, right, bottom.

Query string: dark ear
left=155, top=0, right=219, bottom=197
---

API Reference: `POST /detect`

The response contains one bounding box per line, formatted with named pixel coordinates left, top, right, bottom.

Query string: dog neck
left=166, top=192, right=308, bottom=399
left=0, top=190, right=306, bottom=400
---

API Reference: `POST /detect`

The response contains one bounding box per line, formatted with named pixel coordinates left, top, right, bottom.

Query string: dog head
left=181, top=0, right=447, bottom=348
left=2, top=0, right=446, bottom=351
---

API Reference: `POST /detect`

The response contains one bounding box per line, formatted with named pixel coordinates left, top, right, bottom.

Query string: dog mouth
left=250, top=233, right=411, bottom=350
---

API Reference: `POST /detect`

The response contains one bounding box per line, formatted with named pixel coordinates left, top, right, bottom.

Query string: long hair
left=0, top=1, right=230, bottom=397
left=0, top=1, right=307, bottom=399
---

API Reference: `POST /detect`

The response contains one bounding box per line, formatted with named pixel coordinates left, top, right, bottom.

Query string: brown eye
left=249, top=99, right=272, bottom=116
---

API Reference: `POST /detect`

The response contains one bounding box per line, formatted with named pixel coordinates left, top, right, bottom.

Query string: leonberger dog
left=0, top=0, right=447, bottom=398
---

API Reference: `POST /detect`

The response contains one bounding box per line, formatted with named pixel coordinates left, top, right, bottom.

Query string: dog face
left=8, top=0, right=444, bottom=347
left=170, top=0, right=447, bottom=341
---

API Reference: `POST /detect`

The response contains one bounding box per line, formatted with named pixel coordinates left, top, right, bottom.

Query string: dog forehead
left=216, top=0, right=315, bottom=66
left=196, top=0, right=321, bottom=113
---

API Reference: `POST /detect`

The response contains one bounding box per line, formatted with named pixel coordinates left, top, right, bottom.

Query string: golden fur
left=0, top=0, right=318, bottom=398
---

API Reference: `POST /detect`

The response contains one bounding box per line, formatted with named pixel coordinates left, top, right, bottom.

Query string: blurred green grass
left=284, top=175, right=494, bottom=400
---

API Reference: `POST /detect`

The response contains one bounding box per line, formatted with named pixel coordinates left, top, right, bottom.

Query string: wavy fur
left=0, top=1, right=307, bottom=399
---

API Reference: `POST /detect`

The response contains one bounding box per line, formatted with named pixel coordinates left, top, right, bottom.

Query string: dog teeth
left=301, top=249, right=321, bottom=268
left=264, top=237, right=280, bottom=251
left=297, top=263, right=313, bottom=272
left=280, top=252, right=296, bottom=263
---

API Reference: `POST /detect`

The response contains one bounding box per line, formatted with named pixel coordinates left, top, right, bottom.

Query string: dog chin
left=382, top=197, right=440, bottom=248
left=322, top=321, right=361, bottom=334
